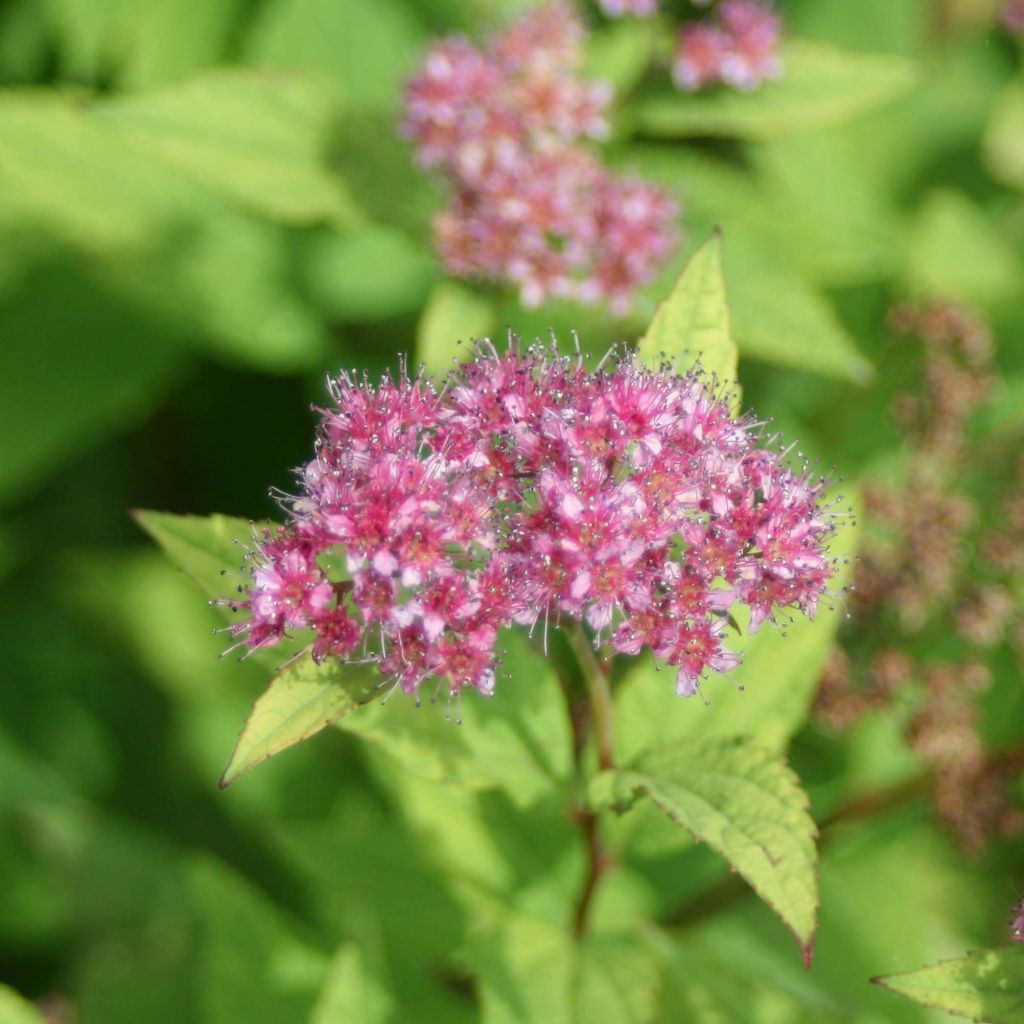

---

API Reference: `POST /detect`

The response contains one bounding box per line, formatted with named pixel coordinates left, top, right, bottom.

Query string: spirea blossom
left=223, top=340, right=839, bottom=703
left=673, top=0, right=783, bottom=92
left=403, top=4, right=679, bottom=312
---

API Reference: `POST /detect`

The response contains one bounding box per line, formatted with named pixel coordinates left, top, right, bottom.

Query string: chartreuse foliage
left=0, top=983, right=46, bottom=1024
left=874, top=948, right=1024, bottom=1023
left=634, top=40, right=916, bottom=140
left=590, top=739, right=818, bottom=955
left=637, top=230, right=739, bottom=394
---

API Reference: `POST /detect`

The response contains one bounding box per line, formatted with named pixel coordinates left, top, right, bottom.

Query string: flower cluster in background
left=225, top=342, right=837, bottom=701
left=403, top=3, right=679, bottom=312
left=595, top=0, right=783, bottom=93
left=814, top=302, right=1024, bottom=856
left=673, top=0, right=783, bottom=92
left=1003, top=0, right=1024, bottom=34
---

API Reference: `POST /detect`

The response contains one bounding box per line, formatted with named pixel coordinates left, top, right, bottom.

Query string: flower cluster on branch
left=223, top=341, right=837, bottom=702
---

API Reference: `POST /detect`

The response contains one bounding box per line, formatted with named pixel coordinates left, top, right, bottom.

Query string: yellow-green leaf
left=985, top=79, right=1024, bottom=194
left=874, top=947, right=1024, bottom=1023
left=132, top=510, right=270, bottom=603
left=97, top=68, right=359, bottom=226
left=0, top=983, right=46, bottom=1024
left=637, top=230, right=738, bottom=395
left=634, top=40, right=916, bottom=141
left=416, top=279, right=497, bottom=376
left=590, top=737, right=818, bottom=958
left=220, top=653, right=378, bottom=788
left=472, top=914, right=661, bottom=1024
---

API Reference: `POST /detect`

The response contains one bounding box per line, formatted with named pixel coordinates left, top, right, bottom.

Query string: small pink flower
left=673, top=24, right=732, bottom=92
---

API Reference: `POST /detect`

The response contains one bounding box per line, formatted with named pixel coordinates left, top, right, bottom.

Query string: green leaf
left=985, top=79, right=1024, bottom=194
left=633, top=40, right=916, bottom=140
left=105, top=209, right=332, bottom=373
left=0, top=983, right=46, bottom=1024
left=652, top=924, right=841, bottom=1024
left=472, top=914, right=661, bottom=1024
left=117, top=0, right=244, bottom=91
left=98, top=68, right=359, bottom=226
left=189, top=856, right=326, bottom=1024
left=339, top=629, right=572, bottom=806
left=132, top=510, right=270, bottom=604
left=43, top=0, right=243, bottom=88
left=304, top=224, right=437, bottom=322
left=637, top=230, right=738, bottom=395
left=874, top=948, right=1024, bottom=1023
left=724, top=244, right=874, bottom=383
left=133, top=511, right=311, bottom=673
left=614, top=487, right=860, bottom=763
left=0, top=264, right=189, bottom=507
left=905, top=188, right=1022, bottom=308
left=245, top=0, right=425, bottom=107
left=0, top=1, right=48, bottom=85
left=0, top=92, right=197, bottom=250
left=310, top=943, right=392, bottom=1024
left=748, top=135, right=907, bottom=286
left=590, top=737, right=818, bottom=955
left=617, top=151, right=873, bottom=382
left=220, top=654, right=378, bottom=788
left=583, top=19, right=655, bottom=97
left=416, top=279, right=498, bottom=376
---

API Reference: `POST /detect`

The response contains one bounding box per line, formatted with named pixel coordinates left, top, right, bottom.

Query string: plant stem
left=559, top=621, right=619, bottom=936
left=573, top=808, right=605, bottom=937
left=565, top=620, right=616, bottom=772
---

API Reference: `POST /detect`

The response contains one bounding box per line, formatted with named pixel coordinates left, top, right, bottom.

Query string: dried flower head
left=813, top=299, right=1024, bottom=856
left=222, top=340, right=838, bottom=704
left=403, top=4, right=679, bottom=312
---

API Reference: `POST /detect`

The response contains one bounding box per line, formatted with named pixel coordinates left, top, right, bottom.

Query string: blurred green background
left=2, top=0, right=1024, bottom=1021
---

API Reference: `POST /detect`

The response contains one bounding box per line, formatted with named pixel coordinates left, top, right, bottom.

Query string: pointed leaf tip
left=873, top=947, right=1024, bottom=1023
left=637, top=230, right=739, bottom=402
left=591, top=737, right=819, bottom=954
left=220, top=652, right=379, bottom=787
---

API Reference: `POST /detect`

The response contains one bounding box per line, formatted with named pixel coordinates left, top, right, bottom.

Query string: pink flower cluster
left=1003, top=0, right=1024, bottom=34
left=225, top=342, right=837, bottom=701
left=673, top=0, right=783, bottom=92
left=403, top=4, right=679, bottom=313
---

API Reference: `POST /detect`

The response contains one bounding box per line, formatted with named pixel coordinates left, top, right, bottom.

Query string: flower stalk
left=566, top=620, right=615, bottom=773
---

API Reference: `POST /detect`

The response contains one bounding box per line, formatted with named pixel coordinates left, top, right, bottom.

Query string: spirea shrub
left=222, top=339, right=837, bottom=702
left=403, top=4, right=679, bottom=311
